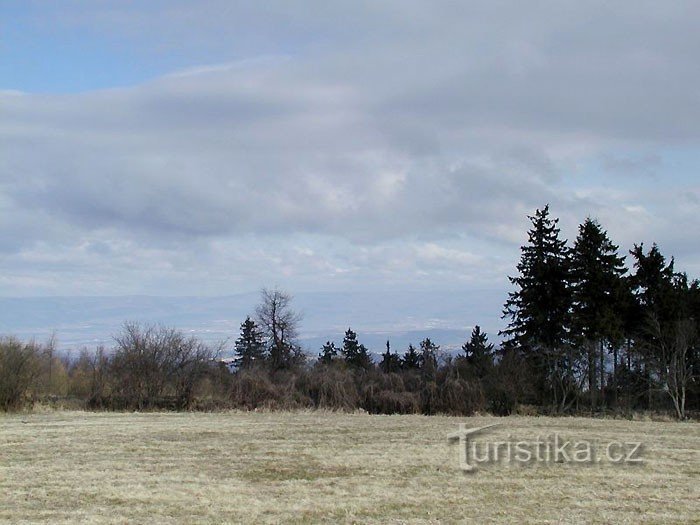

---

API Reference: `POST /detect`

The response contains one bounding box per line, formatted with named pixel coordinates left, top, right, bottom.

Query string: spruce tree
left=401, top=344, right=420, bottom=370
left=461, top=325, right=494, bottom=379
left=318, top=341, right=338, bottom=365
left=418, top=338, right=439, bottom=381
left=571, top=218, right=627, bottom=341
left=570, top=218, right=627, bottom=407
left=629, top=243, right=677, bottom=321
left=629, top=243, right=679, bottom=408
left=502, top=205, right=572, bottom=348
left=341, top=328, right=372, bottom=370
left=379, top=340, right=401, bottom=373
left=502, top=205, right=573, bottom=407
left=234, top=316, right=266, bottom=369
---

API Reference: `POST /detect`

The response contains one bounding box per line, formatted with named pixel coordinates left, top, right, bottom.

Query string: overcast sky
left=1, top=1, right=699, bottom=299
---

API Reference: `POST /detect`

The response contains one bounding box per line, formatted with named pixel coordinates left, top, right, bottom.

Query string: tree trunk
left=612, top=344, right=618, bottom=408
left=599, top=340, right=605, bottom=408
left=645, top=358, right=652, bottom=410
left=680, top=385, right=686, bottom=420
left=588, top=342, right=595, bottom=410
left=627, top=338, right=632, bottom=371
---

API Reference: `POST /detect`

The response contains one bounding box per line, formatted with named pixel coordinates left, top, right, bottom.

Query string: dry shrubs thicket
left=0, top=323, right=521, bottom=415
left=0, top=321, right=694, bottom=418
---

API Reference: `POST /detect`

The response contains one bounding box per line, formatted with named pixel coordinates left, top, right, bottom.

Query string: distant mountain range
left=0, top=290, right=506, bottom=356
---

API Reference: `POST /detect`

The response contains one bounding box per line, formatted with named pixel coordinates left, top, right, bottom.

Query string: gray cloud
left=1, top=1, right=700, bottom=295
left=602, top=153, right=663, bottom=178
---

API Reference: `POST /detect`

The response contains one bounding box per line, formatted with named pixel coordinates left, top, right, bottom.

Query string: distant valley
left=0, top=290, right=506, bottom=357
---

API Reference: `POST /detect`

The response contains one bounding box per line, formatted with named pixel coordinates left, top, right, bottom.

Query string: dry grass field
left=1, top=410, right=698, bottom=524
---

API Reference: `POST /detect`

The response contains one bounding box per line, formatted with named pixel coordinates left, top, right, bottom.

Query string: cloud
left=602, top=153, right=663, bottom=178
left=1, top=1, right=700, bottom=296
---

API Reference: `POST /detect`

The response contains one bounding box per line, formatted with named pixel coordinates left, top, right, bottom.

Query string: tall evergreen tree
left=402, top=344, right=420, bottom=370
left=461, top=325, right=495, bottom=379
left=629, top=243, right=677, bottom=321
left=341, top=328, right=372, bottom=370
left=570, top=218, right=627, bottom=407
left=502, top=205, right=573, bottom=408
left=650, top=273, right=699, bottom=418
left=618, top=273, right=642, bottom=371
left=629, top=243, right=683, bottom=408
left=379, top=340, right=401, bottom=373
left=233, top=316, right=266, bottom=369
left=318, top=341, right=338, bottom=365
left=686, top=280, right=700, bottom=413
left=418, top=338, right=439, bottom=381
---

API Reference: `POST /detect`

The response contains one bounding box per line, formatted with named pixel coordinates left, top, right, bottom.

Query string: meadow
left=1, top=411, right=698, bottom=524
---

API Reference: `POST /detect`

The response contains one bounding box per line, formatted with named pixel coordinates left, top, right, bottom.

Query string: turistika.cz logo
left=447, top=424, right=644, bottom=472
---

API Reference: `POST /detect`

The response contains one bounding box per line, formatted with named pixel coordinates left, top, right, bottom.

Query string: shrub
left=437, top=377, right=486, bottom=415
left=0, top=338, right=42, bottom=411
left=229, top=368, right=281, bottom=409
left=369, top=390, right=420, bottom=414
left=302, top=365, right=359, bottom=410
left=109, top=323, right=220, bottom=410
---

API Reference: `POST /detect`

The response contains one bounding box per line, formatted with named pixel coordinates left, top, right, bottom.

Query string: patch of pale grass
left=0, top=411, right=698, bottom=524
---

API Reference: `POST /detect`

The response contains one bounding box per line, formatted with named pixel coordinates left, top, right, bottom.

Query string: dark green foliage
left=628, top=244, right=679, bottom=406
left=630, top=243, right=675, bottom=298
left=234, top=317, right=266, bottom=369
left=379, top=340, right=401, bottom=373
left=570, top=218, right=627, bottom=407
left=502, top=205, right=572, bottom=350
left=401, top=344, right=420, bottom=370
left=501, top=205, right=574, bottom=408
left=418, top=338, right=439, bottom=381
left=341, top=328, right=372, bottom=370
left=629, top=246, right=694, bottom=345
left=460, top=326, right=494, bottom=379
left=318, top=341, right=339, bottom=365
left=570, top=218, right=627, bottom=343
left=627, top=248, right=699, bottom=418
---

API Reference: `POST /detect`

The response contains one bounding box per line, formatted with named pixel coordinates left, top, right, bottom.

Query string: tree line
left=1, top=206, right=697, bottom=418
left=502, top=206, right=698, bottom=418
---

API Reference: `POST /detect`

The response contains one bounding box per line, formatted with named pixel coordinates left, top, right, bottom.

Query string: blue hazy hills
left=0, top=290, right=505, bottom=356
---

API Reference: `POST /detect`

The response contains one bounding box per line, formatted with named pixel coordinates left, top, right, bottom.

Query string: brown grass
left=0, top=410, right=698, bottom=524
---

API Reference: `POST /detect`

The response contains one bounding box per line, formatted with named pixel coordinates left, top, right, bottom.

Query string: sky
left=1, top=1, right=700, bottom=313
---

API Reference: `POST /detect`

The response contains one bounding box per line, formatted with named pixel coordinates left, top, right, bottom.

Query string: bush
left=68, top=347, right=110, bottom=408
left=230, top=368, right=286, bottom=409
left=437, top=377, right=486, bottom=415
left=369, top=390, right=420, bottom=414
left=109, top=323, right=220, bottom=410
left=0, top=338, right=42, bottom=411
left=302, top=365, right=360, bottom=410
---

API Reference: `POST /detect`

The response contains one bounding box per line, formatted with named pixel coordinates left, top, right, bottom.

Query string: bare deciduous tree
left=255, top=288, right=302, bottom=370
left=649, top=316, right=696, bottom=419
left=0, top=337, right=42, bottom=410
left=255, top=288, right=301, bottom=347
left=111, top=323, right=220, bottom=409
left=171, top=338, right=223, bottom=409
